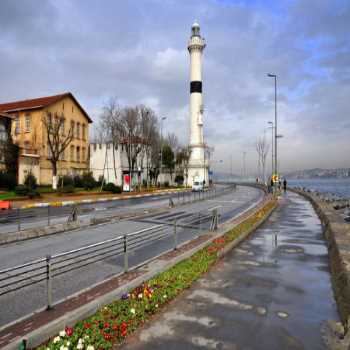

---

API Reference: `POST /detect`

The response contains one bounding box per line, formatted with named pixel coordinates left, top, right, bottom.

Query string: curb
left=2, top=195, right=275, bottom=350
left=20, top=188, right=188, bottom=209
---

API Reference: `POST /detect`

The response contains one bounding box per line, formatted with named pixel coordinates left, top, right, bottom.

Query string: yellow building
left=0, top=92, right=92, bottom=185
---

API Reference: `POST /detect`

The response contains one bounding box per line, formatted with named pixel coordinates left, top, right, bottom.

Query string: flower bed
left=37, top=199, right=276, bottom=350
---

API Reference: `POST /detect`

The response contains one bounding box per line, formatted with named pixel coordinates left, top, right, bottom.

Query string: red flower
left=112, top=325, right=119, bottom=331
left=121, top=322, right=128, bottom=329
left=65, top=326, right=73, bottom=336
left=104, top=322, right=110, bottom=329
left=84, top=322, right=91, bottom=329
left=104, top=333, right=112, bottom=341
left=121, top=328, right=127, bottom=337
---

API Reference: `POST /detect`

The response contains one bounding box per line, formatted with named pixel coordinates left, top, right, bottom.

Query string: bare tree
left=256, top=135, right=270, bottom=183
left=42, top=112, right=73, bottom=189
left=99, top=98, right=122, bottom=184
left=139, top=105, right=159, bottom=187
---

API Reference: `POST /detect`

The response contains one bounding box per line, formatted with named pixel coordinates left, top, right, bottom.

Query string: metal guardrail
left=0, top=186, right=235, bottom=309
left=0, top=186, right=234, bottom=234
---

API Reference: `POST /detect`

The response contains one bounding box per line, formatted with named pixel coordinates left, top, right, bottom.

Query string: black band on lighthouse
left=190, top=81, right=202, bottom=93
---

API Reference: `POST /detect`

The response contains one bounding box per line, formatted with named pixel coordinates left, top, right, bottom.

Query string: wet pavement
left=122, top=192, right=339, bottom=350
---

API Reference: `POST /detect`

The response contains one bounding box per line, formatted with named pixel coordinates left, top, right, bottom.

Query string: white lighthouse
left=187, top=22, right=208, bottom=187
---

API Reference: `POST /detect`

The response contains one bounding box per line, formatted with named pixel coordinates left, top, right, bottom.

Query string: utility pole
left=267, top=73, right=278, bottom=191
left=242, top=151, right=247, bottom=180
left=160, top=116, right=166, bottom=176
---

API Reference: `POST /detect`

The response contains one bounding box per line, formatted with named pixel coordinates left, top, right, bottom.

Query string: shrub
left=15, top=185, right=28, bottom=196
left=58, top=185, right=75, bottom=194
left=96, top=175, right=104, bottom=187
left=175, top=175, right=184, bottom=185
left=0, top=171, right=17, bottom=190
left=59, top=175, right=74, bottom=187
left=73, top=175, right=84, bottom=188
left=103, top=183, right=122, bottom=194
left=24, top=172, right=37, bottom=190
left=82, top=172, right=96, bottom=190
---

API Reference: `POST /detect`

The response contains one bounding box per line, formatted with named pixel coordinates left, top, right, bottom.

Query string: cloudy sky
left=0, top=0, right=349, bottom=175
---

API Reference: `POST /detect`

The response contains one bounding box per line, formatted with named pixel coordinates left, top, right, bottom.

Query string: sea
left=288, top=178, right=350, bottom=199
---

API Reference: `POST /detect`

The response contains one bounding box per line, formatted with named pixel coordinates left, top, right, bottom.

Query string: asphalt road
left=0, top=185, right=264, bottom=328
left=122, top=192, right=338, bottom=350
left=0, top=190, right=198, bottom=234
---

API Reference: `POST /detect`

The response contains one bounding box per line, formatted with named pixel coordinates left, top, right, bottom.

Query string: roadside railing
left=0, top=205, right=221, bottom=310
left=0, top=185, right=235, bottom=234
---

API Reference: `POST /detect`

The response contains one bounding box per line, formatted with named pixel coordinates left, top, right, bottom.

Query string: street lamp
left=267, top=121, right=274, bottom=179
left=267, top=73, right=277, bottom=190
left=160, top=116, right=167, bottom=175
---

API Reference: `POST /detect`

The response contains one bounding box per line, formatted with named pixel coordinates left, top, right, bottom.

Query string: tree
left=99, top=98, right=122, bottom=184
left=4, top=133, right=19, bottom=176
left=162, top=143, right=175, bottom=181
left=176, top=146, right=191, bottom=186
left=256, top=135, right=270, bottom=183
left=42, top=112, right=74, bottom=189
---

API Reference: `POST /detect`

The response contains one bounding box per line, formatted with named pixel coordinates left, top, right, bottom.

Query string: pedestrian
left=278, top=180, right=281, bottom=191
left=283, top=178, right=287, bottom=192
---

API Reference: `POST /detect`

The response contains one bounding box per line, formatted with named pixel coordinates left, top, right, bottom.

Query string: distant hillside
left=284, top=168, right=350, bottom=179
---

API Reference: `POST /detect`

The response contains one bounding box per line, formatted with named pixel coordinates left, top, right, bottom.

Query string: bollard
left=173, top=220, right=178, bottom=250
left=48, top=205, right=50, bottom=226
left=124, top=235, right=128, bottom=273
left=274, top=233, right=278, bottom=246
left=46, top=255, right=52, bottom=309
left=210, top=209, right=218, bottom=231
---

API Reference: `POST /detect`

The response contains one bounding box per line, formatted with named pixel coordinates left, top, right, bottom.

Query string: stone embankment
left=291, top=188, right=350, bottom=348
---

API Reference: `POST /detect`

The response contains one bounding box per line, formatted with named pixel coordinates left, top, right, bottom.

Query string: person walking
left=283, top=178, right=287, bottom=192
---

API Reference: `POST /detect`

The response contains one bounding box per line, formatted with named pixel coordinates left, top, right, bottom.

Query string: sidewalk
left=9, top=188, right=187, bottom=209
left=121, top=192, right=339, bottom=350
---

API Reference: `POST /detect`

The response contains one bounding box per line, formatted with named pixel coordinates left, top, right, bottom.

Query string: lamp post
left=160, top=116, right=167, bottom=175
left=267, top=73, right=277, bottom=190
left=267, top=121, right=274, bottom=178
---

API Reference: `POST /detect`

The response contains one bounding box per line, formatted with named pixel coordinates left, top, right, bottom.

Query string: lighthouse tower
left=187, top=22, right=208, bottom=187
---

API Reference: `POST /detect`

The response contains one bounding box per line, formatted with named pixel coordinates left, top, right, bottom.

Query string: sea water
left=288, top=178, right=350, bottom=199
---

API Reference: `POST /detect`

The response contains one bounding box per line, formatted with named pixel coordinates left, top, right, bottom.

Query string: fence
left=0, top=185, right=236, bottom=234
left=0, top=207, right=220, bottom=310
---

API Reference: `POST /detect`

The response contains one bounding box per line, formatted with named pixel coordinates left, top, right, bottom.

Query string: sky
left=0, top=0, right=349, bottom=175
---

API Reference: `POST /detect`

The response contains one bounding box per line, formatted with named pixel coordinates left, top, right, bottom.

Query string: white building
left=89, top=142, right=146, bottom=191
left=187, top=22, right=209, bottom=187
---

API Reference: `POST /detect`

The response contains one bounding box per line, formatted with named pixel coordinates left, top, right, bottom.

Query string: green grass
left=0, top=191, right=18, bottom=200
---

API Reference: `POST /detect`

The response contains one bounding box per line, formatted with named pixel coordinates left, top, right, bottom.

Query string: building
left=187, top=22, right=209, bottom=187
left=0, top=92, right=92, bottom=185
left=90, top=140, right=150, bottom=191
left=0, top=112, right=14, bottom=171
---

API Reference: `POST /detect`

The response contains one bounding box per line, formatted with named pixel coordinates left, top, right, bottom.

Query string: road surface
left=0, top=185, right=264, bottom=328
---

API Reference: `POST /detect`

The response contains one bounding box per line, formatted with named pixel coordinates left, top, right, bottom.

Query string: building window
left=70, top=145, right=74, bottom=161
left=82, top=147, right=85, bottom=162
left=82, top=124, right=86, bottom=140
left=25, top=114, right=31, bottom=132
left=24, top=141, right=30, bottom=154
left=62, top=102, right=64, bottom=111
left=61, top=118, right=65, bottom=135
left=71, top=121, right=75, bottom=138
left=59, top=150, right=65, bottom=160
left=76, top=123, right=80, bottom=139
left=15, top=114, right=20, bottom=134
left=76, top=146, right=80, bottom=162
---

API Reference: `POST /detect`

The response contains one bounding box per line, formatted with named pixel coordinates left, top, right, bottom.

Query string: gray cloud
left=0, top=0, right=349, bottom=174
